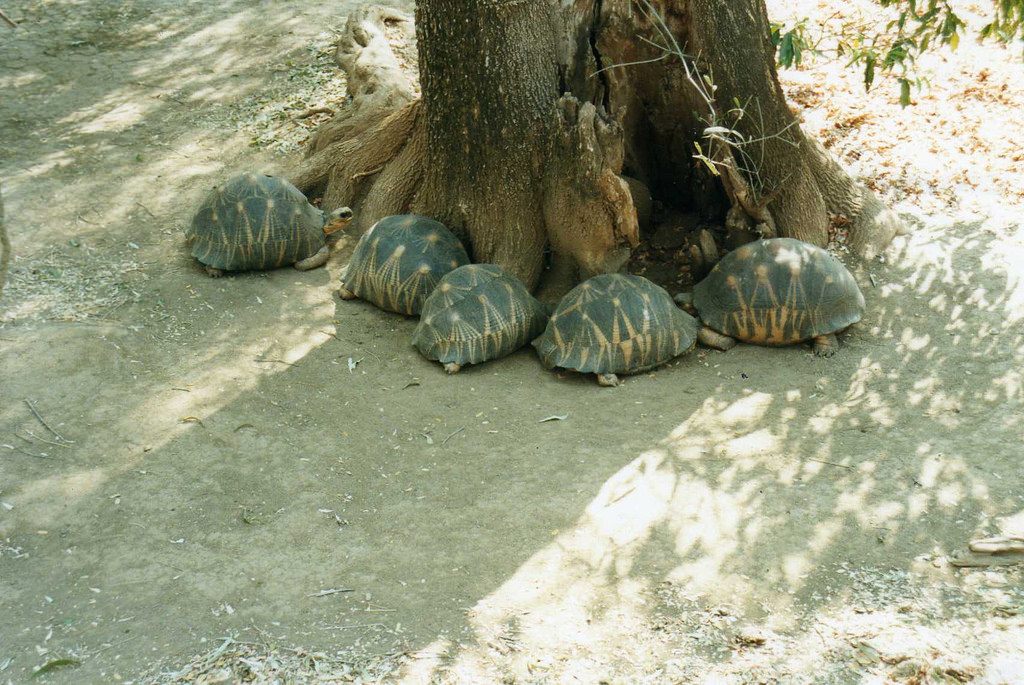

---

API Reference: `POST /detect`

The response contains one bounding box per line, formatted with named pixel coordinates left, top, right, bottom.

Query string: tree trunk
left=411, top=0, right=559, bottom=288
left=685, top=0, right=905, bottom=256
left=294, top=0, right=905, bottom=292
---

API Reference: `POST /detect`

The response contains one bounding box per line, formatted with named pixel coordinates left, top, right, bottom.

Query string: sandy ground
left=1, top=1, right=1023, bottom=683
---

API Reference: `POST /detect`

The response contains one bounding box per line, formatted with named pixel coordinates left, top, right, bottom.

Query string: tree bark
left=291, top=6, right=424, bottom=236
left=411, top=0, right=559, bottom=288
left=295, top=0, right=905, bottom=292
left=685, top=0, right=905, bottom=256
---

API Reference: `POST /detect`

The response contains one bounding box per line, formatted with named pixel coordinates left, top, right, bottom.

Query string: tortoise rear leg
left=443, top=362, right=462, bottom=374
left=698, top=326, right=736, bottom=351
left=597, top=373, right=620, bottom=387
left=812, top=333, right=838, bottom=357
left=294, top=246, right=329, bottom=271
left=204, top=265, right=225, bottom=278
left=338, top=284, right=357, bottom=300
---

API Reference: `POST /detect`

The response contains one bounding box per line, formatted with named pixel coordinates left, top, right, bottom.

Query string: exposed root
left=543, top=95, right=639, bottom=278
left=295, top=0, right=906, bottom=294
left=292, top=4, right=424, bottom=234
left=304, top=5, right=418, bottom=157
left=804, top=135, right=910, bottom=258
left=295, top=97, right=419, bottom=199
left=299, top=101, right=424, bottom=233
left=354, top=107, right=426, bottom=228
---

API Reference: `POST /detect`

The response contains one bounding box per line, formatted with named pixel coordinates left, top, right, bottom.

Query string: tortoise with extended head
left=533, top=273, right=699, bottom=386
left=675, top=238, right=865, bottom=357
left=187, top=173, right=352, bottom=277
left=339, top=214, right=470, bottom=316
left=413, top=264, right=548, bottom=374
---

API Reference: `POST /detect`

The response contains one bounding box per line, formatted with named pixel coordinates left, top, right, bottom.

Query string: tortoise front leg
left=294, top=246, right=329, bottom=271
left=596, top=373, right=620, bottom=387
left=204, top=265, right=225, bottom=278
left=812, top=333, right=838, bottom=357
left=698, top=326, right=736, bottom=351
left=443, top=362, right=462, bottom=374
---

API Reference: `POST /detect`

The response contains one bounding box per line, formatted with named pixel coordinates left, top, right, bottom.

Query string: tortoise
left=533, top=273, right=699, bottom=386
left=187, top=172, right=352, bottom=277
left=339, top=214, right=470, bottom=316
left=674, top=237, right=865, bottom=357
left=412, top=264, right=548, bottom=374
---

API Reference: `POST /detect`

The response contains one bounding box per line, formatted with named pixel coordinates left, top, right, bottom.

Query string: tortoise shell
left=413, top=264, right=548, bottom=370
left=693, top=238, right=865, bottom=345
left=187, top=173, right=326, bottom=272
left=341, top=215, right=470, bottom=316
left=533, top=273, right=698, bottom=375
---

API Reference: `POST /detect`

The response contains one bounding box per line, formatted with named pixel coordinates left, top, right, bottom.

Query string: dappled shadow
left=1, top=1, right=1023, bottom=682
left=0, top=0, right=404, bottom=290
left=400, top=218, right=1024, bottom=681
left=2, top=214, right=1022, bottom=681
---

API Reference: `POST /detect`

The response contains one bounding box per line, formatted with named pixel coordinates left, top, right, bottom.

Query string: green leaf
left=899, top=78, right=911, bottom=107
left=949, top=30, right=960, bottom=51
left=863, top=55, right=876, bottom=91
left=692, top=142, right=719, bottom=176
left=779, top=31, right=795, bottom=67
left=32, top=659, right=82, bottom=678
left=883, top=42, right=909, bottom=69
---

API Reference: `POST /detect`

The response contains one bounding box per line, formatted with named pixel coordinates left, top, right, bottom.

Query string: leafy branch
left=771, top=0, right=1022, bottom=106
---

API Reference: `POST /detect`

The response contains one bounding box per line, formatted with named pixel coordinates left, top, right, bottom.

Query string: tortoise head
left=577, top=246, right=631, bottom=281
left=672, top=291, right=697, bottom=315
left=323, top=206, right=354, bottom=235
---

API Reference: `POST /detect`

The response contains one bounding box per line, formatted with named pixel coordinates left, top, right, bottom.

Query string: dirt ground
left=1, top=1, right=1023, bottom=683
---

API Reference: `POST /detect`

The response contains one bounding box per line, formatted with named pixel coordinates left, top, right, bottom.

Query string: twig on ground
left=808, top=458, right=853, bottom=469
left=24, top=398, right=73, bottom=443
left=135, top=201, right=157, bottom=219
left=0, top=181, right=9, bottom=300
left=322, top=623, right=385, bottom=630
left=255, top=358, right=299, bottom=366
left=17, top=429, right=70, bottom=448
left=294, top=106, right=334, bottom=119
left=0, top=8, right=17, bottom=28
left=949, top=552, right=1024, bottom=568
left=969, top=536, right=1024, bottom=554
left=308, top=588, right=354, bottom=598
left=91, top=635, right=137, bottom=656
left=441, top=427, right=464, bottom=444
left=2, top=443, right=54, bottom=459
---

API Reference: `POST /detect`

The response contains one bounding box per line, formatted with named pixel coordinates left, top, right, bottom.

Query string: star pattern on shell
left=694, top=238, right=865, bottom=346
left=534, top=273, right=699, bottom=379
left=341, top=215, right=470, bottom=316
left=413, top=264, right=548, bottom=370
left=187, top=173, right=328, bottom=273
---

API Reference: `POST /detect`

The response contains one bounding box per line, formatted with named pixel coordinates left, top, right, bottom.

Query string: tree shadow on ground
left=2, top=215, right=1022, bottom=682
left=1, top=1, right=1022, bottom=682
left=1, top=0, right=394, bottom=317
left=403, top=217, right=1024, bottom=682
